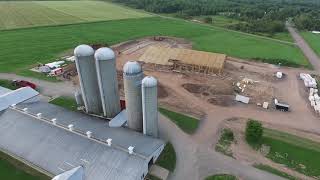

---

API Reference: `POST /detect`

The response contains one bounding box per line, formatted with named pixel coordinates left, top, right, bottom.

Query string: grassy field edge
left=0, top=148, right=51, bottom=180
left=254, top=164, right=297, bottom=180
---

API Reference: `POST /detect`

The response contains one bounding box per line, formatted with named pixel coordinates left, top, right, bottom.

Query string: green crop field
left=0, top=17, right=308, bottom=76
left=192, top=15, right=293, bottom=42
left=302, top=32, right=320, bottom=57
left=0, top=1, right=151, bottom=30
left=254, top=164, right=297, bottom=180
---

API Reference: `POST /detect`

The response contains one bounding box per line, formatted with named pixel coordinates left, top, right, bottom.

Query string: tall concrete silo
left=123, top=61, right=143, bottom=132
left=74, top=44, right=102, bottom=114
left=142, top=76, right=159, bottom=137
left=95, top=47, right=121, bottom=118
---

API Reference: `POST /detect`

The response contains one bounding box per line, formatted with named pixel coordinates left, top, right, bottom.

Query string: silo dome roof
left=74, top=44, right=94, bottom=57
left=123, top=61, right=142, bottom=75
left=94, top=47, right=115, bottom=61
left=142, top=76, right=157, bottom=87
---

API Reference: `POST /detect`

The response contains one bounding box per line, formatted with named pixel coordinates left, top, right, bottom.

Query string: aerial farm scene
left=0, top=0, right=320, bottom=180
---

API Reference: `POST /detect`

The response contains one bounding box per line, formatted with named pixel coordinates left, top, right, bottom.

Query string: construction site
left=39, top=37, right=283, bottom=114
left=107, top=36, right=320, bottom=179
left=104, top=37, right=291, bottom=114
left=37, top=35, right=320, bottom=126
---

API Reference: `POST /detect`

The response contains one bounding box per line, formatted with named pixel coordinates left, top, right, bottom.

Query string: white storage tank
left=123, top=61, right=143, bottom=132
left=142, top=76, right=159, bottom=137
left=74, top=44, right=102, bottom=114
left=95, top=47, right=121, bottom=118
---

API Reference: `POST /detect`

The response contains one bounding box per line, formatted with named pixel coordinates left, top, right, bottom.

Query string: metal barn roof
left=0, top=87, right=39, bottom=111
left=15, top=102, right=164, bottom=158
left=52, top=166, right=84, bottom=180
left=0, top=86, right=11, bottom=96
left=0, top=108, right=148, bottom=180
left=109, top=109, right=128, bottom=127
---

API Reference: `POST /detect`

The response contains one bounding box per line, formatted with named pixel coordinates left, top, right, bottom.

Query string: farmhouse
left=139, top=46, right=226, bottom=74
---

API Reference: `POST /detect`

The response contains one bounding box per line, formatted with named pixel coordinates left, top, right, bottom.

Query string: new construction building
left=0, top=44, right=165, bottom=180
left=139, top=46, right=226, bottom=74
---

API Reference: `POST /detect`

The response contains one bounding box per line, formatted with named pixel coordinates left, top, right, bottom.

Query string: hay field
left=0, top=1, right=151, bottom=30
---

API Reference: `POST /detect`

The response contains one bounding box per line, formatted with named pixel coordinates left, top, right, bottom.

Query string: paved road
left=0, top=73, right=75, bottom=97
left=287, top=24, right=320, bottom=71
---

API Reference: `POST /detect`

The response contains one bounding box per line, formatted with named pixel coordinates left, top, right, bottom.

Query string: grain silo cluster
left=74, top=44, right=159, bottom=137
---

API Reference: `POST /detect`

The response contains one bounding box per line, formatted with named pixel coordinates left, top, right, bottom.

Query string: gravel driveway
left=287, top=23, right=320, bottom=71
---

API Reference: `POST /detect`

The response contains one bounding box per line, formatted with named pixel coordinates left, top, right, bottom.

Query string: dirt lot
left=63, top=36, right=319, bottom=129
left=110, top=36, right=287, bottom=112
left=111, top=36, right=320, bottom=137
left=66, top=36, right=287, bottom=113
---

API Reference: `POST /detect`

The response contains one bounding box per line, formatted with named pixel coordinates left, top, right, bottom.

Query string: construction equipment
left=62, top=63, right=77, bottom=80
left=274, top=99, right=289, bottom=112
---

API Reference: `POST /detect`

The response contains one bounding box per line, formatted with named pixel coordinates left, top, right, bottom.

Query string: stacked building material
left=300, top=73, right=317, bottom=88
left=309, top=88, right=320, bottom=114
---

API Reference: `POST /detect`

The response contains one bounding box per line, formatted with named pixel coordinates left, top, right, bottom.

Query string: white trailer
left=235, top=94, right=250, bottom=104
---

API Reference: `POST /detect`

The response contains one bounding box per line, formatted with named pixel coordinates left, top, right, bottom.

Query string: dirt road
left=148, top=57, right=320, bottom=179
left=0, top=73, right=75, bottom=97
left=159, top=114, right=285, bottom=180
left=287, top=24, right=320, bottom=71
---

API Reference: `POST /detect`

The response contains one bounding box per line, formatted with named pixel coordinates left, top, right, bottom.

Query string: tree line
left=112, top=0, right=320, bottom=34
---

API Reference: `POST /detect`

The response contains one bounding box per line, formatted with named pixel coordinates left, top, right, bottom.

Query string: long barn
left=139, top=46, right=226, bottom=74
left=0, top=86, right=165, bottom=180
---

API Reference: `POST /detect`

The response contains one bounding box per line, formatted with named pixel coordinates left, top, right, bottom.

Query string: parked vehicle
left=49, top=68, right=63, bottom=76
left=274, top=98, right=290, bottom=112
left=12, top=80, right=37, bottom=89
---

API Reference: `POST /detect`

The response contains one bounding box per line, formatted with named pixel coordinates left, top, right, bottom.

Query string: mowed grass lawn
left=0, top=150, right=49, bottom=180
left=49, top=96, right=78, bottom=111
left=155, top=142, right=176, bottom=172
left=262, top=128, right=320, bottom=177
left=0, top=17, right=308, bottom=74
left=205, top=174, right=237, bottom=180
left=159, top=107, right=199, bottom=134
left=254, top=164, right=297, bottom=180
left=302, top=32, right=320, bottom=57
left=0, top=1, right=151, bottom=30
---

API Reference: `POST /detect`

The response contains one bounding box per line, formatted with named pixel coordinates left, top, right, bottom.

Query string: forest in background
left=112, top=0, right=320, bottom=36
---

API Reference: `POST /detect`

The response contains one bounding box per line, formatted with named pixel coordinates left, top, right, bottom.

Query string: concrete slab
left=149, top=165, right=169, bottom=180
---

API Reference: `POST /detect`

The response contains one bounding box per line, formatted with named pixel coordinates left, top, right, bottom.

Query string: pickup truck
left=12, top=80, right=37, bottom=89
